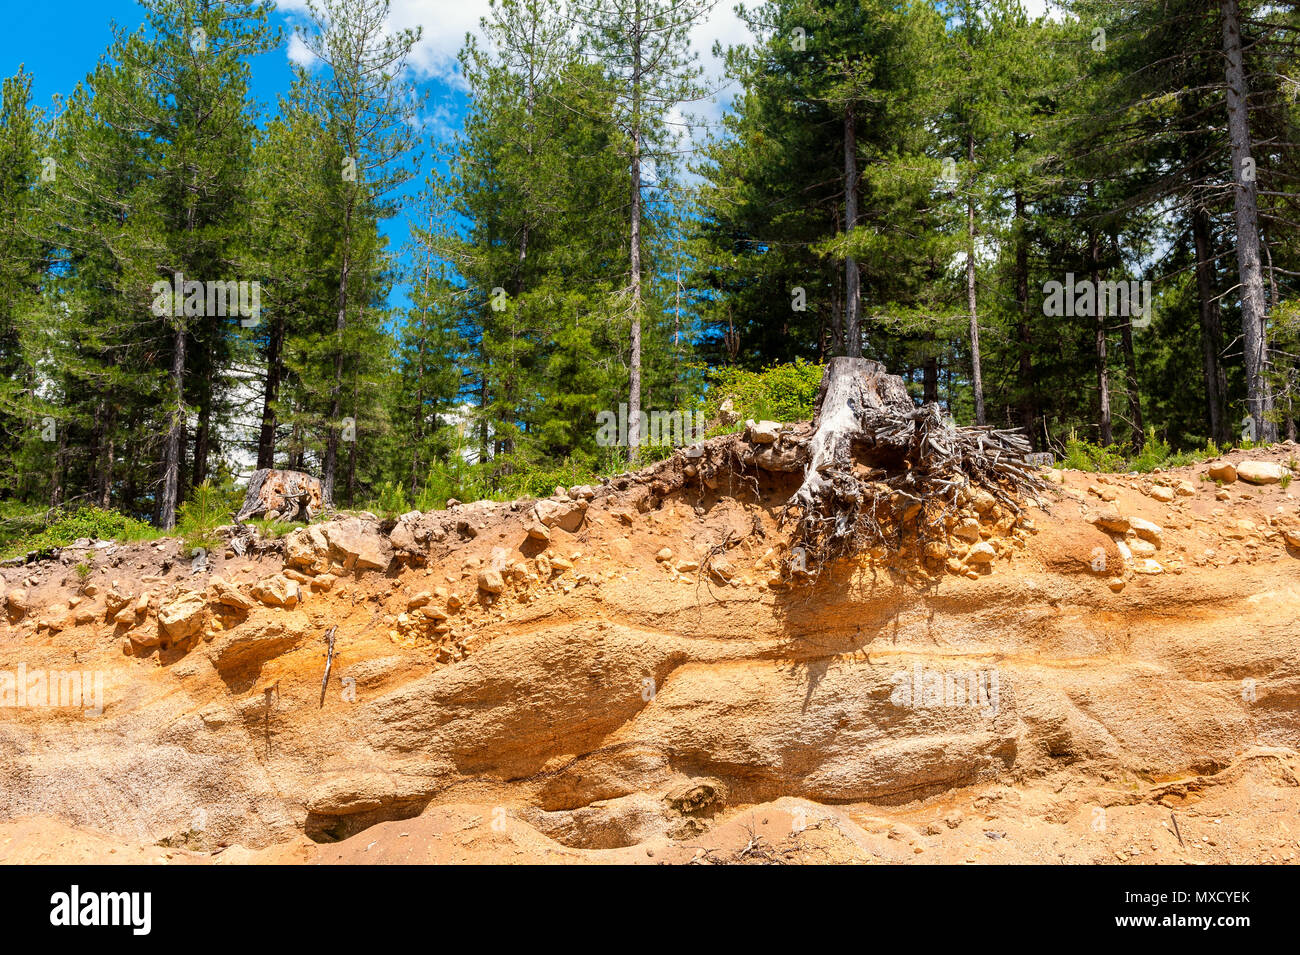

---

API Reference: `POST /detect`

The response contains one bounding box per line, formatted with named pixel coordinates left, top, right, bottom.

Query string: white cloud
left=285, top=30, right=315, bottom=67
left=276, top=0, right=490, bottom=81
left=275, top=0, right=762, bottom=88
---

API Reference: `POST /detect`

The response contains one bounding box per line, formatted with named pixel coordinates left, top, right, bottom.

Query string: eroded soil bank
left=2, top=437, right=1298, bottom=864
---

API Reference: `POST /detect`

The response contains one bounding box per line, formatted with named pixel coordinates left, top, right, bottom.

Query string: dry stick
left=318, top=625, right=338, bottom=709
left=1171, top=811, right=1185, bottom=847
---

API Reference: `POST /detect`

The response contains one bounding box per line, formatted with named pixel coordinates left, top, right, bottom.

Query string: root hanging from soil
left=780, top=358, right=1048, bottom=576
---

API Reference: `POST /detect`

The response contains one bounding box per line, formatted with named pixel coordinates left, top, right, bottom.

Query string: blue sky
left=2, top=0, right=762, bottom=314
left=3, top=0, right=1052, bottom=312
left=3, top=1, right=483, bottom=315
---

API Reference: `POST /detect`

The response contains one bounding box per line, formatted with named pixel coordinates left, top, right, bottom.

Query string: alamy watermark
left=889, top=663, right=1000, bottom=716
left=1042, top=273, right=1153, bottom=328
left=596, top=404, right=706, bottom=448
left=151, top=271, right=261, bottom=327
left=0, top=663, right=104, bottom=717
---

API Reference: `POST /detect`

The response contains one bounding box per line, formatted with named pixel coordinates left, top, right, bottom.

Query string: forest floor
left=1, top=437, right=1298, bottom=865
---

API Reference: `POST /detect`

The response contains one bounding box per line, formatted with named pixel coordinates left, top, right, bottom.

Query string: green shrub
left=177, top=480, right=230, bottom=551
left=1128, top=427, right=1171, bottom=472
left=0, top=506, right=159, bottom=560
left=1060, top=430, right=1128, bottom=473
left=373, top=481, right=410, bottom=519
left=1060, top=429, right=1224, bottom=474
left=703, top=359, right=825, bottom=432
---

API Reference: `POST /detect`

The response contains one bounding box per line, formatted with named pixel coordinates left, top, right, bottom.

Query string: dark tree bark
left=967, top=133, right=985, bottom=426
left=1091, top=230, right=1113, bottom=446
left=1192, top=204, right=1228, bottom=445
left=843, top=106, right=862, bottom=359
left=256, top=312, right=285, bottom=470
left=1221, top=0, right=1276, bottom=440
left=159, top=321, right=186, bottom=529
left=1013, top=188, right=1036, bottom=443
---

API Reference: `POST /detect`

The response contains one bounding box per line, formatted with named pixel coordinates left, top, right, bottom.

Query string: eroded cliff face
left=1, top=437, right=1299, bottom=864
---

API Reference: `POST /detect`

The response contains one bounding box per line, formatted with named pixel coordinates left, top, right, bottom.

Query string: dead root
left=782, top=403, right=1048, bottom=578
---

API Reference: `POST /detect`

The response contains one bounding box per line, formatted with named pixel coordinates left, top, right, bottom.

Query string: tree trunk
left=1221, top=0, right=1275, bottom=441
left=1120, top=315, right=1144, bottom=447
left=159, top=320, right=186, bottom=529
left=922, top=348, right=939, bottom=405
left=193, top=384, right=212, bottom=488
left=1192, top=203, right=1228, bottom=445
left=256, top=312, right=284, bottom=470
left=1092, top=241, right=1113, bottom=446
left=843, top=105, right=862, bottom=358
left=790, top=356, right=913, bottom=519
left=1013, top=188, right=1035, bottom=443
left=966, top=133, right=985, bottom=425
left=96, top=402, right=115, bottom=507
left=323, top=197, right=354, bottom=502
left=627, top=13, right=644, bottom=464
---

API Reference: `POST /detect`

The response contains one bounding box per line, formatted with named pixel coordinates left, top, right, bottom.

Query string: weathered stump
left=235, top=469, right=328, bottom=524
left=783, top=357, right=1042, bottom=573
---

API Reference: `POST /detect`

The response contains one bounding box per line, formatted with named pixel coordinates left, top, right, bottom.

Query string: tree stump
left=784, top=357, right=1042, bottom=573
left=235, top=469, right=328, bottom=524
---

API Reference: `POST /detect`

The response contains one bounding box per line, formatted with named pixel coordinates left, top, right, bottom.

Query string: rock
left=952, top=519, right=982, bottom=543
left=1128, top=517, right=1163, bottom=548
left=1175, top=480, right=1196, bottom=496
left=208, top=612, right=310, bottom=673
left=656, top=548, right=673, bottom=562
left=1108, top=577, right=1126, bottom=592
left=708, top=557, right=736, bottom=582
left=1129, top=538, right=1157, bottom=558
left=664, top=778, right=728, bottom=814
left=608, top=507, right=636, bottom=526
left=478, top=568, right=505, bottom=594
left=208, top=576, right=253, bottom=611
left=5, top=589, right=27, bottom=618
left=129, top=629, right=162, bottom=650
left=533, top=498, right=588, bottom=533
left=1148, top=485, right=1175, bottom=503
left=1236, top=461, right=1286, bottom=485
left=969, top=487, right=997, bottom=514
left=157, top=589, right=207, bottom=643
left=250, top=574, right=301, bottom=609
left=1089, top=485, right=1118, bottom=502
left=1206, top=461, right=1237, bottom=483
left=674, top=559, right=699, bottom=574
left=1090, top=507, right=1129, bottom=533
left=37, top=604, right=70, bottom=632
left=407, top=591, right=431, bottom=610
left=524, top=519, right=550, bottom=542
left=966, top=542, right=996, bottom=564
left=322, top=518, right=393, bottom=571
left=104, top=589, right=132, bottom=616
left=923, top=540, right=948, bottom=561
left=569, top=485, right=596, bottom=501
left=745, top=419, right=781, bottom=444
left=284, top=525, right=330, bottom=572
left=1131, top=558, right=1164, bottom=575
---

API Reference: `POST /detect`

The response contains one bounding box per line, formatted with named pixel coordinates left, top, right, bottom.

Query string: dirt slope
left=1, top=437, right=1298, bottom=864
